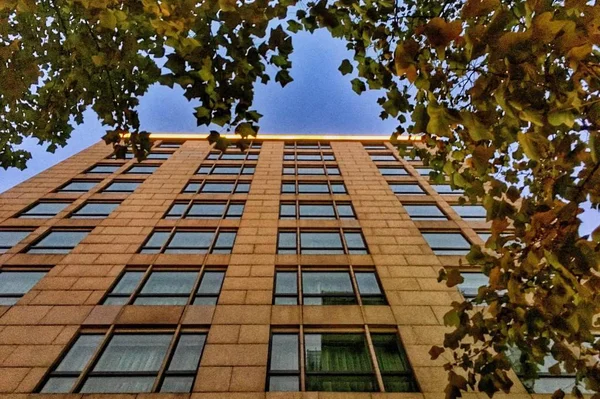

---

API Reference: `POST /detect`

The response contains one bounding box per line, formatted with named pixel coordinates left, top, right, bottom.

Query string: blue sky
left=1, top=29, right=598, bottom=234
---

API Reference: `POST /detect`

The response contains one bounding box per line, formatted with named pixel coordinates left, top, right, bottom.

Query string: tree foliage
left=1, top=0, right=600, bottom=397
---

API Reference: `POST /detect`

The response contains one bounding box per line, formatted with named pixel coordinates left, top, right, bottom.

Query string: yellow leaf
left=567, top=43, right=592, bottom=62
left=462, top=0, right=499, bottom=18
left=394, top=39, right=420, bottom=79
left=219, top=0, right=236, bottom=12
left=517, top=132, right=541, bottom=161
left=91, top=54, right=106, bottom=67
left=424, top=17, right=463, bottom=48
left=99, top=10, right=117, bottom=30
left=532, top=12, right=566, bottom=44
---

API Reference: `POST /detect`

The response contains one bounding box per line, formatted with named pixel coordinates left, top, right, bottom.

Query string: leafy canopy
left=1, top=0, right=600, bottom=397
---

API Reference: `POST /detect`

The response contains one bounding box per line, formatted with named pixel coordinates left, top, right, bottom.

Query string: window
left=370, top=154, right=397, bottom=161
left=277, top=229, right=368, bottom=254
left=125, top=165, right=159, bottom=174
left=268, top=331, right=418, bottom=392
left=227, top=141, right=261, bottom=150
left=281, top=181, right=347, bottom=194
left=26, top=230, right=91, bottom=254
left=477, top=232, right=491, bottom=242
left=283, top=153, right=335, bottom=161
left=57, top=180, right=100, bottom=193
left=378, top=166, right=408, bottom=176
left=0, top=230, right=32, bottom=253
left=87, top=164, right=120, bottom=174
left=139, top=228, right=236, bottom=254
left=389, top=183, right=425, bottom=194
left=207, top=151, right=259, bottom=160
left=283, top=165, right=340, bottom=176
left=363, top=144, right=387, bottom=150
left=273, top=269, right=385, bottom=305
left=422, top=232, right=471, bottom=255
left=182, top=180, right=250, bottom=194
left=0, top=270, right=47, bottom=305
left=451, top=205, right=486, bottom=221
left=70, top=202, right=121, bottom=219
left=415, top=167, right=433, bottom=176
left=507, top=346, right=594, bottom=394
left=39, top=329, right=206, bottom=393
left=457, top=272, right=488, bottom=299
left=404, top=204, right=447, bottom=220
left=159, top=142, right=182, bottom=148
left=18, top=202, right=71, bottom=218
left=165, top=200, right=244, bottom=219
left=112, top=152, right=172, bottom=160
left=103, top=268, right=225, bottom=305
left=196, top=164, right=255, bottom=175
left=280, top=201, right=355, bottom=219
left=284, top=142, right=331, bottom=150
left=102, top=180, right=142, bottom=193
left=433, top=184, right=464, bottom=195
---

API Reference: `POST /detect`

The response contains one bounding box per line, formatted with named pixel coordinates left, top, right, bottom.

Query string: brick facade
left=0, top=135, right=541, bottom=399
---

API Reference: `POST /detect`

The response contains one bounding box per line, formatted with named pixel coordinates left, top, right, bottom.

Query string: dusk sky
left=1, top=29, right=598, bottom=234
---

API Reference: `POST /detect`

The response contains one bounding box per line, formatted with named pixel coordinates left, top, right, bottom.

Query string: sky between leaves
left=0, top=29, right=598, bottom=235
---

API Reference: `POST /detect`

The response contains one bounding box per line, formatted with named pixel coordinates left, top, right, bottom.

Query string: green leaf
left=548, top=110, right=575, bottom=128
left=427, top=101, right=452, bottom=137
left=444, top=309, right=461, bottom=327
left=235, top=122, right=258, bottom=138
left=98, top=10, right=117, bottom=30
left=218, top=0, right=236, bottom=12
left=461, top=112, right=493, bottom=141
left=338, top=59, right=353, bottom=75
left=351, top=78, right=366, bottom=94
left=517, top=132, right=541, bottom=161
left=91, top=54, right=106, bottom=67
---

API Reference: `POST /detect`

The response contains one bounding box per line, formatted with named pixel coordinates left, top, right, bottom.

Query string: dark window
left=433, top=184, right=464, bottom=195
left=146, top=152, right=172, bottom=160
left=165, top=201, right=244, bottom=219
left=370, top=154, right=397, bottom=161
left=277, top=229, right=367, bottom=255
left=18, top=202, right=71, bottom=218
left=281, top=182, right=347, bottom=194
left=0, top=271, right=47, bottom=305
left=371, top=333, right=419, bottom=392
left=87, top=165, right=120, bottom=174
left=125, top=165, right=159, bottom=174
left=196, top=165, right=255, bottom=175
left=0, top=230, right=32, bottom=253
left=273, top=269, right=385, bottom=306
left=422, top=232, right=471, bottom=255
left=279, top=201, right=355, bottom=219
left=103, top=269, right=225, bottom=305
left=285, top=142, right=330, bottom=150
left=102, top=181, right=142, bottom=193
left=268, top=334, right=300, bottom=391
left=404, top=204, right=447, bottom=220
left=70, top=202, right=121, bottom=219
left=451, top=205, right=486, bottom=221
left=283, top=166, right=340, bottom=176
left=58, top=180, right=100, bottom=193
left=139, top=229, right=236, bottom=254
left=389, top=183, right=425, bottom=194
left=39, top=330, right=206, bottom=393
left=284, top=153, right=335, bottom=161
left=26, top=230, right=91, bottom=254
left=182, top=180, right=250, bottom=194
left=378, top=166, right=408, bottom=176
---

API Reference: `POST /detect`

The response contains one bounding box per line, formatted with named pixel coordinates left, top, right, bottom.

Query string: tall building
left=0, top=134, right=573, bottom=397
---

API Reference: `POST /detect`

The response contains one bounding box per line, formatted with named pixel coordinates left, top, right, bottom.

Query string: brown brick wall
left=0, top=137, right=537, bottom=399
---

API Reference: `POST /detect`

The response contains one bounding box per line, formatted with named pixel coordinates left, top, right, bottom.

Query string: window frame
left=0, top=268, right=48, bottom=305
left=279, top=200, right=356, bottom=220
left=283, top=152, right=336, bottom=162
left=267, top=329, right=418, bottom=393
left=388, top=183, right=426, bottom=195
left=17, top=201, right=72, bottom=219
left=38, top=328, right=208, bottom=394
left=378, top=166, right=409, bottom=176
left=281, top=181, right=347, bottom=195
left=86, top=164, right=121, bottom=174
left=283, top=164, right=341, bottom=176
left=25, top=229, right=92, bottom=254
left=421, top=231, right=471, bottom=255
left=69, top=201, right=122, bottom=219
left=432, top=184, right=465, bottom=195
left=102, top=266, right=226, bottom=305
left=369, top=153, right=398, bottom=162
left=101, top=180, right=143, bottom=193
left=139, top=227, right=237, bottom=254
left=273, top=266, right=386, bottom=305
left=206, top=151, right=260, bottom=161
left=196, top=163, right=256, bottom=176
left=362, top=143, right=388, bottom=150
left=181, top=179, right=251, bottom=194
left=164, top=200, right=245, bottom=219
left=284, top=142, right=331, bottom=150
left=451, top=204, right=487, bottom=221
left=124, top=164, right=161, bottom=175
left=56, top=180, right=101, bottom=193
left=277, top=228, right=368, bottom=255
left=403, top=204, right=448, bottom=220
left=0, top=230, right=33, bottom=253
left=159, top=142, right=182, bottom=148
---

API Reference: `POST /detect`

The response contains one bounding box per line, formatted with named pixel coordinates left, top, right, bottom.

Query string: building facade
left=0, top=134, right=566, bottom=398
